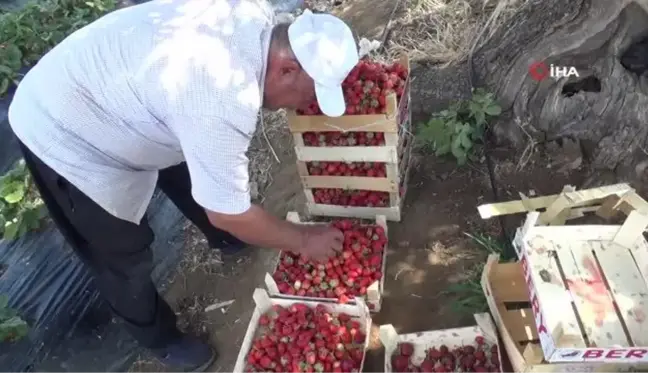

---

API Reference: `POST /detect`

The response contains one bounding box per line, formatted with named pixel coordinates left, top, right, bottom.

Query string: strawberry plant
left=442, top=232, right=511, bottom=315
left=390, top=337, right=500, bottom=372
left=417, top=88, right=502, bottom=165
left=0, top=0, right=117, bottom=97
left=0, top=295, right=28, bottom=343
left=245, top=303, right=366, bottom=372
left=0, top=159, right=46, bottom=240
left=272, top=219, right=386, bottom=308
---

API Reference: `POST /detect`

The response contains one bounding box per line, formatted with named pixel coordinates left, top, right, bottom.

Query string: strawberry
left=387, top=341, right=503, bottom=372
left=271, top=220, right=386, bottom=305
left=246, top=304, right=366, bottom=372
left=392, top=354, right=410, bottom=372
left=398, top=342, right=414, bottom=356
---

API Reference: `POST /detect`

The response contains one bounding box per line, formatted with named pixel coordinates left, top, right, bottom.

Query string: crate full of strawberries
left=379, top=313, right=503, bottom=372
left=264, top=212, right=388, bottom=312
left=233, top=288, right=371, bottom=373
left=288, top=54, right=412, bottom=222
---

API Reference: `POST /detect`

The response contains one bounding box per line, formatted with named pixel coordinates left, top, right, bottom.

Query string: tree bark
left=472, top=0, right=648, bottom=184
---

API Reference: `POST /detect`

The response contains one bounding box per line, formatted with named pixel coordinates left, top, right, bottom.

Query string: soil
left=130, top=1, right=589, bottom=371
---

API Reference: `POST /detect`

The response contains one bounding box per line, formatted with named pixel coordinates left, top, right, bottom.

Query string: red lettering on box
left=583, top=350, right=603, bottom=359
left=520, top=254, right=549, bottom=335
left=605, top=349, right=624, bottom=359
left=626, top=349, right=648, bottom=359
left=584, top=348, right=648, bottom=360
left=535, top=306, right=547, bottom=334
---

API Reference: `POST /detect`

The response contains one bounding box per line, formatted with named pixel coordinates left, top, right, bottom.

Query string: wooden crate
left=515, top=212, right=648, bottom=363
left=264, top=212, right=388, bottom=312
left=478, top=183, right=648, bottom=363
left=287, top=55, right=413, bottom=222
left=233, top=289, right=371, bottom=372
left=379, top=313, right=503, bottom=372
left=476, top=183, right=646, bottom=225
left=482, top=254, right=648, bottom=372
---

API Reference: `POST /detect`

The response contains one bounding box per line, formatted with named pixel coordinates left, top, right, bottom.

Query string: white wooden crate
left=233, top=288, right=371, bottom=372
left=288, top=54, right=413, bottom=222
left=379, top=313, right=503, bottom=372
left=515, top=209, right=648, bottom=363
left=482, top=253, right=648, bottom=372
left=264, top=211, right=388, bottom=312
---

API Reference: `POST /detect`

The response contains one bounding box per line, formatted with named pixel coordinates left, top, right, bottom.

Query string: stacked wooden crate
left=287, top=55, right=413, bottom=222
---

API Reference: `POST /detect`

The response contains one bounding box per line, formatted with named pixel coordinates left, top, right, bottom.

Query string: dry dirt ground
left=130, top=0, right=585, bottom=371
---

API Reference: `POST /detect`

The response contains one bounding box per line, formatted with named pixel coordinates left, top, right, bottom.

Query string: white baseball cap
left=288, top=10, right=359, bottom=117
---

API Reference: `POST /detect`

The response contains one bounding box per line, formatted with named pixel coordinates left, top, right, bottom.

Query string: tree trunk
left=472, top=0, right=648, bottom=185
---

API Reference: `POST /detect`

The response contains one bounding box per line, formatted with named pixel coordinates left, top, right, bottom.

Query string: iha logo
left=529, top=62, right=579, bottom=81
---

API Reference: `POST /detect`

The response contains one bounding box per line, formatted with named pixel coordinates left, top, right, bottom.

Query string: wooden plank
left=527, top=225, right=621, bottom=242
left=489, top=262, right=530, bottom=302
left=286, top=95, right=398, bottom=133
left=554, top=241, right=628, bottom=347
left=548, top=186, right=576, bottom=225
left=499, top=306, right=539, bottom=342
left=593, top=241, right=648, bottom=346
left=629, top=238, right=648, bottom=319
left=538, top=194, right=571, bottom=225
left=295, top=145, right=398, bottom=163
left=477, top=183, right=633, bottom=219
left=622, top=192, right=648, bottom=214
left=303, top=188, right=315, bottom=203
left=613, top=210, right=648, bottom=249
left=301, top=175, right=396, bottom=192
left=566, top=206, right=600, bottom=220
left=596, top=195, right=623, bottom=219
left=306, top=202, right=401, bottom=222
left=524, top=236, right=587, bottom=348
left=296, top=161, right=310, bottom=177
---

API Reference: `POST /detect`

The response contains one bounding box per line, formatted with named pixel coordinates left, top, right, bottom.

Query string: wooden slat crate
left=287, top=55, right=413, bottom=222
left=264, top=212, right=388, bottom=312
left=481, top=254, right=648, bottom=372
left=379, top=313, right=503, bottom=372
left=233, top=289, right=371, bottom=372
left=478, top=183, right=648, bottom=363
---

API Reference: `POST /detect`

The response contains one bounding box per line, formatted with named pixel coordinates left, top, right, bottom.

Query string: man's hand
left=297, top=225, right=343, bottom=261
left=206, top=205, right=343, bottom=259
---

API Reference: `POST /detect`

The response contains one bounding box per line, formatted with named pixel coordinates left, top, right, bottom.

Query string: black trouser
left=17, top=140, right=241, bottom=349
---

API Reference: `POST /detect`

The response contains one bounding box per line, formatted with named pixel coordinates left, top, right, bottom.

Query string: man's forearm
left=205, top=205, right=305, bottom=252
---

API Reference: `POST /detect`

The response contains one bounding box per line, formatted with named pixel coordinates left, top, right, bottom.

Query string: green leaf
left=455, top=152, right=467, bottom=166
left=451, top=135, right=462, bottom=152
left=0, top=78, right=9, bottom=96
left=471, top=124, right=485, bottom=141
left=3, top=221, right=19, bottom=241
left=3, top=188, right=25, bottom=204
left=474, top=110, right=486, bottom=126
left=468, top=101, right=481, bottom=115
left=484, top=104, right=501, bottom=116
left=460, top=130, right=473, bottom=149
left=435, top=143, right=451, bottom=156
left=21, top=207, right=41, bottom=230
